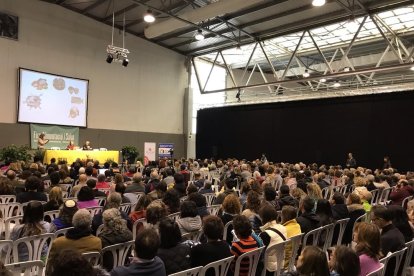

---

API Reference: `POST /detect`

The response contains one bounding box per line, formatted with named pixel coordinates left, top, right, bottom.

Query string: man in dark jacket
left=213, top=178, right=237, bottom=205
left=330, top=192, right=349, bottom=220
left=296, top=196, right=320, bottom=236
left=277, top=185, right=299, bottom=209
left=110, top=228, right=166, bottom=276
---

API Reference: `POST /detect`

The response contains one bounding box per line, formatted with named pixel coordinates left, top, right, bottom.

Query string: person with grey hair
left=125, top=172, right=145, bottom=193
left=47, top=209, right=102, bottom=273
left=92, top=192, right=132, bottom=234
left=99, top=208, right=133, bottom=270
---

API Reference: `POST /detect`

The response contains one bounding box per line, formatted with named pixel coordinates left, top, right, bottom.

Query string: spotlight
left=303, top=69, right=310, bottom=78
left=106, top=54, right=113, bottom=64
left=143, top=10, right=155, bottom=23
left=195, top=29, right=205, bottom=41
left=122, top=58, right=129, bottom=67
left=312, top=0, right=326, bottom=7
left=344, top=67, right=351, bottom=72
left=410, top=65, right=414, bottom=71
left=320, top=78, right=327, bottom=83
left=333, top=81, right=341, bottom=88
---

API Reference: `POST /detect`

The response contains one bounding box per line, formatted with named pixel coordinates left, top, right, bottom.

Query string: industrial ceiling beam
left=200, top=62, right=414, bottom=94
left=82, top=0, right=108, bottom=14
left=103, top=3, right=139, bottom=21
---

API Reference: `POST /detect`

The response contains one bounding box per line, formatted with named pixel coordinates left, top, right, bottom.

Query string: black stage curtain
left=196, top=91, right=414, bottom=172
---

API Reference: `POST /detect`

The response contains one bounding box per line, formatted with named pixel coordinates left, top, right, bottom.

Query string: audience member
left=289, top=246, right=330, bottom=276
left=177, top=201, right=202, bottom=234
left=214, top=178, right=237, bottom=205
left=277, top=184, right=298, bottom=209
left=125, top=173, right=145, bottom=193
left=329, top=245, right=361, bottom=276
left=50, top=199, right=78, bottom=232
left=43, top=186, right=64, bottom=212
left=16, top=176, right=47, bottom=203
left=281, top=205, right=302, bottom=270
left=296, top=196, right=319, bottom=236
left=77, top=186, right=99, bottom=209
left=259, top=204, right=288, bottom=274
left=110, top=228, right=166, bottom=276
left=330, top=192, right=349, bottom=220
left=157, top=218, right=191, bottom=275
left=129, top=194, right=152, bottom=223
left=354, top=222, right=382, bottom=276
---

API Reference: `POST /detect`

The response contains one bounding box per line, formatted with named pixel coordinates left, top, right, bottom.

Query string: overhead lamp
left=106, top=54, right=113, bottom=64
left=143, top=10, right=156, bottom=23
left=344, top=67, right=351, bottom=72
left=333, top=81, right=341, bottom=88
left=312, top=0, right=326, bottom=7
left=320, top=78, right=327, bottom=83
left=303, top=69, right=310, bottom=78
left=410, top=65, right=414, bottom=71
left=195, top=29, right=205, bottom=41
left=122, top=58, right=129, bottom=67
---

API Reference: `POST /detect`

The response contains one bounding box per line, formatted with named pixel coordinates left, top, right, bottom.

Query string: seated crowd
left=0, top=157, right=414, bottom=276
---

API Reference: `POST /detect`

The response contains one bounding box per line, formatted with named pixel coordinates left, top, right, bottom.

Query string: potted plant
left=0, top=144, right=32, bottom=163
left=121, top=146, right=139, bottom=164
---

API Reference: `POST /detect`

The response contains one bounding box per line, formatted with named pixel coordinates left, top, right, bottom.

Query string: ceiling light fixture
left=106, top=54, right=113, bottom=64
left=122, top=58, right=129, bottom=67
left=195, top=29, right=205, bottom=41
left=320, top=78, right=327, bottom=83
left=143, top=10, right=155, bottom=23
left=333, top=81, right=341, bottom=88
left=106, top=10, right=130, bottom=67
left=344, top=67, right=351, bottom=72
left=410, top=65, right=414, bottom=71
left=312, top=0, right=326, bottom=7
left=303, top=69, right=310, bottom=78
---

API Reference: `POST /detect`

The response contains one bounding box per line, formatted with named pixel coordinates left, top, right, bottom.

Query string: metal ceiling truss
left=191, top=12, right=414, bottom=99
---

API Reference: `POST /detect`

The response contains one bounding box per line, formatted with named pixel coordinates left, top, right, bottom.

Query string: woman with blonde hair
left=353, top=222, right=382, bottom=276
left=306, top=183, right=323, bottom=200
left=43, top=186, right=64, bottom=212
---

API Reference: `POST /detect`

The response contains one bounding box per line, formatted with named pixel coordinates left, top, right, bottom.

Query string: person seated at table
left=66, top=140, right=75, bottom=150
left=82, top=141, right=92, bottom=150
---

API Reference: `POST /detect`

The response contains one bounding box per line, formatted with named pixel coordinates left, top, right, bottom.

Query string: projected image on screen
left=18, top=68, right=88, bottom=127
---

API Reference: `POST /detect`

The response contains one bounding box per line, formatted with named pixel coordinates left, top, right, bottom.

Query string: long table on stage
left=43, top=150, right=120, bottom=164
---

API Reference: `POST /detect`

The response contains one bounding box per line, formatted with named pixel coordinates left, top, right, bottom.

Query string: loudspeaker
left=0, top=12, right=18, bottom=40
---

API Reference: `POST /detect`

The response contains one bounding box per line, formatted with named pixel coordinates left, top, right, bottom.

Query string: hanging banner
left=158, top=143, right=174, bottom=158
left=144, top=142, right=156, bottom=165
left=30, top=124, right=79, bottom=150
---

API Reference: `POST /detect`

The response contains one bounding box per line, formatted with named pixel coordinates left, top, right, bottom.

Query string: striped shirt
left=230, top=236, right=259, bottom=276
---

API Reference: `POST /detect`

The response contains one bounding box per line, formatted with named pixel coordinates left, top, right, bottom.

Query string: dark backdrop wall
left=197, top=91, right=414, bottom=172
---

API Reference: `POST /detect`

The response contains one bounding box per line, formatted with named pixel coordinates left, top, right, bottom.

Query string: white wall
left=0, top=0, right=187, bottom=134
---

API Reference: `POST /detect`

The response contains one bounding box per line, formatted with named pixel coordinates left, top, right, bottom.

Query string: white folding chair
left=82, top=251, right=101, bottom=266
left=0, top=203, right=23, bottom=222
left=321, top=223, right=335, bottom=252
left=86, top=206, right=103, bottom=216
left=370, top=189, right=380, bottom=205
left=207, top=205, right=221, bottom=216
left=167, top=212, right=181, bottom=222
left=169, top=266, right=202, bottom=276
left=302, top=226, right=324, bottom=247
left=287, top=233, right=303, bottom=272
left=222, top=221, right=233, bottom=242
left=132, top=218, right=148, bottom=241
left=182, top=229, right=203, bottom=242
left=234, top=246, right=264, bottom=276
left=54, top=227, right=74, bottom=239
left=352, top=213, right=367, bottom=235
left=96, top=224, right=104, bottom=236
left=119, top=203, right=132, bottom=214
left=58, top=184, right=72, bottom=194
left=180, top=196, right=188, bottom=203
left=261, top=241, right=289, bottom=276
left=0, top=195, right=16, bottom=204
left=379, top=247, right=407, bottom=276
left=332, top=218, right=350, bottom=246
left=200, top=255, right=234, bottom=276
left=378, top=187, right=392, bottom=205
left=4, top=215, right=23, bottom=240
left=402, top=195, right=414, bottom=210
left=44, top=210, right=60, bottom=222
left=12, top=233, right=55, bottom=262
left=321, top=187, right=331, bottom=199
left=203, top=193, right=217, bottom=207
left=101, top=241, right=134, bottom=269
left=403, top=239, right=414, bottom=276
left=366, top=263, right=384, bottom=276
left=96, top=197, right=107, bottom=207
left=5, top=260, right=45, bottom=276
left=0, top=240, right=13, bottom=264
